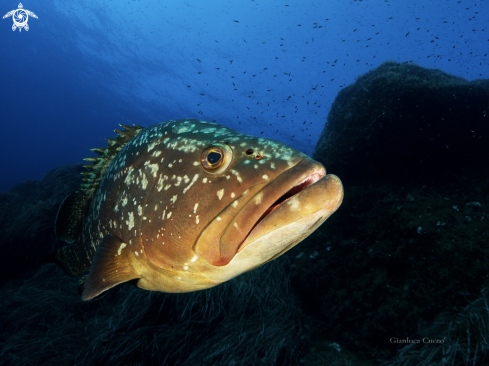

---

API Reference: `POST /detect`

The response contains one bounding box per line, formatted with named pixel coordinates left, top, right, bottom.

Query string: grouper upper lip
left=246, top=165, right=326, bottom=237
left=231, top=159, right=325, bottom=253
left=194, top=158, right=330, bottom=267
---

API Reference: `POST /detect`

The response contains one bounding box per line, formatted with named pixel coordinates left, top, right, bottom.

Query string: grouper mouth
left=194, top=158, right=343, bottom=267
left=246, top=168, right=325, bottom=240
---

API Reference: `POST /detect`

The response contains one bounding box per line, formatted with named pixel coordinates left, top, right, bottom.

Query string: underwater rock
left=314, top=60, right=489, bottom=185
left=293, top=61, right=489, bottom=362
left=0, top=164, right=84, bottom=285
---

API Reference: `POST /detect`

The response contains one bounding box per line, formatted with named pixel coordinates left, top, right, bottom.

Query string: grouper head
left=51, top=119, right=343, bottom=300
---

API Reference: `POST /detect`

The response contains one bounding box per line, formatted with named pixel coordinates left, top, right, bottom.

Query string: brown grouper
left=41, top=119, right=343, bottom=300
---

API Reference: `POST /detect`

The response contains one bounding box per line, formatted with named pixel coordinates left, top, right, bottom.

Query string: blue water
left=1, top=0, right=487, bottom=192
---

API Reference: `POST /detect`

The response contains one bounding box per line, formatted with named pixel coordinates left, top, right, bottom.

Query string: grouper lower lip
left=231, top=158, right=337, bottom=253
left=195, top=158, right=342, bottom=267
left=238, top=172, right=343, bottom=255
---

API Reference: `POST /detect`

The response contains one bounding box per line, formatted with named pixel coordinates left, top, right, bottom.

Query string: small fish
left=41, top=120, right=343, bottom=300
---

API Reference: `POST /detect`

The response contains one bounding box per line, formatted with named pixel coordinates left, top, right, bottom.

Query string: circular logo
left=13, top=9, right=28, bottom=28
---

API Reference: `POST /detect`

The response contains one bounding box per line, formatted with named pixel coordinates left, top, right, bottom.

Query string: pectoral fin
left=82, top=235, right=139, bottom=301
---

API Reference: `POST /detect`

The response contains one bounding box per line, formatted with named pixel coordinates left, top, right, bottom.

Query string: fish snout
left=240, top=172, right=343, bottom=250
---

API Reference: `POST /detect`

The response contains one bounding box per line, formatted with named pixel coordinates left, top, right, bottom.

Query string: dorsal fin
left=79, top=123, right=144, bottom=196
left=55, top=124, right=144, bottom=242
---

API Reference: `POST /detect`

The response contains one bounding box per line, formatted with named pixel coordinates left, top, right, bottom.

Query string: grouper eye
left=201, top=143, right=233, bottom=174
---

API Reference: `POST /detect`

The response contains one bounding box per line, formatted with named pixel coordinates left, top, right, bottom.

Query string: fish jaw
left=218, top=172, right=343, bottom=281
left=194, top=158, right=343, bottom=279
left=240, top=173, right=343, bottom=253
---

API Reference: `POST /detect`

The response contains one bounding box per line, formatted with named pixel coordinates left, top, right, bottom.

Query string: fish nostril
left=245, top=149, right=254, bottom=155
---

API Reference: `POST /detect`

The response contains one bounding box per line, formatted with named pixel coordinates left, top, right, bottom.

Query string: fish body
left=43, top=119, right=343, bottom=300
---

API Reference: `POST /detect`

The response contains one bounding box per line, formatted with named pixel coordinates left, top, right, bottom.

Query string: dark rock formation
left=0, top=164, right=84, bottom=285
left=291, top=61, right=489, bottom=363
left=315, top=61, right=489, bottom=185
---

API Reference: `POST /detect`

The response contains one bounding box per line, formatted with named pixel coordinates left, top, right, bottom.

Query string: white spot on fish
left=287, top=195, right=301, bottom=211
left=168, top=163, right=173, bottom=168
left=147, top=163, right=159, bottom=177
left=262, top=174, right=269, bottom=180
left=255, top=192, right=263, bottom=205
left=147, top=142, right=157, bottom=152
left=191, top=255, right=198, bottom=262
left=127, top=212, right=134, bottom=230
left=230, top=169, right=243, bottom=183
left=135, top=251, right=139, bottom=256
left=183, top=174, right=199, bottom=194
left=183, top=266, right=188, bottom=270
left=217, top=189, right=224, bottom=200
left=157, top=176, right=165, bottom=192
left=203, top=178, right=208, bottom=184
left=193, top=203, right=199, bottom=213
left=170, top=195, right=178, bottom=204
left=175, top=176, right=184, bottom=186
left=196, top=215, right=199, bottom=224
left=138, top=205, right=142, bottom=216
left=193, top=161, right=199, bottom=166
left=167, top=212, right=172, bottom=219
left=117, top=243, right=126, bottom=256
left=217, top=216, right=221, bottom=221
left=173, top=123, right=195, bottom=134
left=231, top=192, right=235, bottom=198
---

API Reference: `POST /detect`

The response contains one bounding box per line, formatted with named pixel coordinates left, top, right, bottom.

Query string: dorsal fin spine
left=79, top=123, right=144, bottom=195
left=54, top=124, right=144, bottom=244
